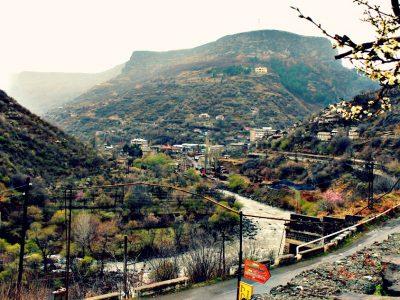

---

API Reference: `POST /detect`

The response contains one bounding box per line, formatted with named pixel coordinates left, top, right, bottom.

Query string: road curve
left=157, top=216, right=400, bottom=300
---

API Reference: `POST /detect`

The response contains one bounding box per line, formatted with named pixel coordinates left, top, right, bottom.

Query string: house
left=161, top=145, right=182, bottom=153
left=348, top=127, right=360, bottom=140
left=215, top=115, right=225, bottom=121
left=210, top=145, right=225, bottom=152
left=317, top=131, right=332, bottom=141
left=198, top=113, right=210, bottom=119
left=331, top=129, right=339, bottom=137
left=254, top=66, right=268, bottom=74
left=318, top=111, right=339, bottom=124
left=131, top=138, right=148, bottom=147
left=249, top=127, right=276, bottom=142
left=250, top=128, right=266, bottom=142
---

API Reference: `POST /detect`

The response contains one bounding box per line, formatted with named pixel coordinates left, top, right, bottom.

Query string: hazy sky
left=0, top=0, right=388, bottom=90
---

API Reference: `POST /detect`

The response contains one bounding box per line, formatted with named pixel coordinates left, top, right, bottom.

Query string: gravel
left=260, top=233, right=400, bottom=299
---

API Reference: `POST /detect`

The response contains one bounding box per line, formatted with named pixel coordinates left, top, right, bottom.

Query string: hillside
left=47, top=30, right=377, bottom=144
left=0, top=90, right=103, bottom=186
left=265, top=88, right=400, bottom=171
left=7, top=63, right=124, bottom=114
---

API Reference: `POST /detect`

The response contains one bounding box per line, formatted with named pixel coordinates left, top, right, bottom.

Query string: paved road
left=157, top=216, right=400, bottom=300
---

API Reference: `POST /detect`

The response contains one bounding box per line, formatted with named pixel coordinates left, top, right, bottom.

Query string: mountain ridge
left=7, top=63, right=125, bottom=114
left=0, top=90, right=102, bottom=186
left=47, top=29, right=378, bottom=144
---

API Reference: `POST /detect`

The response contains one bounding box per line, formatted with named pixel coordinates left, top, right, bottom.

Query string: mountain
left=7, top=63, right=124, bottom=114
left=0, top=90, right=103, bottom=186
left=47, top=30, right=377, bottom=144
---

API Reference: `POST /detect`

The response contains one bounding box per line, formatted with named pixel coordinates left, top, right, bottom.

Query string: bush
left=322, top=190, right=345, bottom=207
left=374, top=176, right=395, bottom=194
left=385, top=159, right=400, bottom=176
left=149, top=257, right=179, bottom=282
left=355, top=182, right=368, bottom=198
left=329, top=136, right=352, bottom=155
left=185, top=243, right=219, bottom=283
left=227, top=174, right=249, bottom=192
left=278, top=163, right=307, bottom=180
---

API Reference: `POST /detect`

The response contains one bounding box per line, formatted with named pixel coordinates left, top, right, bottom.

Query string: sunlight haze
left=0, top=0, right=385, bottom=91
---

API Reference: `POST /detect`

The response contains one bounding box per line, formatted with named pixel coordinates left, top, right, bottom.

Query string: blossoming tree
left=292, top=0, right=400, bottom=121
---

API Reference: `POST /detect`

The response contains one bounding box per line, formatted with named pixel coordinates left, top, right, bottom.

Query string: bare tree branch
left=392, top=0, right=400, bottom=19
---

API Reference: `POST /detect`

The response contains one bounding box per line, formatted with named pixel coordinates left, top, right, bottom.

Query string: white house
left=198, top=113, right=210, bottom=119
left=249, top=127, right=276, bottom=142
left=131, top=138, right=148, bottom=147
left=317, top=132, right=332, bottom=141
left=348, top=128, right=360, bottom=140
left=254, top=66, right=268, bottom=74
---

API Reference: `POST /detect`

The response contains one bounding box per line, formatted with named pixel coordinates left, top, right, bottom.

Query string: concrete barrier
left=275, top=254, right=296, bottom=266
left=300, top=246, right=325, bottom=259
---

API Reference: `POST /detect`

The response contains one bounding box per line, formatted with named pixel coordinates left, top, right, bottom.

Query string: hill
left=7, top=63, right=124, bottom=114
left=47, top=30, right=377, bottom=144
left=266, top=87, right=400, bottom=171
left=0, top=90, right=103, bottom=186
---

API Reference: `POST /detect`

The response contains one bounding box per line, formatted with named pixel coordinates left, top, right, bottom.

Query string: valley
left=1, top=5, right=400, bottom=299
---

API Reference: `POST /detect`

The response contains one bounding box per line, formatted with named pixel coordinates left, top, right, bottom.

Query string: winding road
left=157, top=215, right=400, bottom=300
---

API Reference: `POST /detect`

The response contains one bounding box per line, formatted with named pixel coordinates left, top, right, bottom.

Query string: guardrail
left=84, top=292, right=120, bottom=300
left=296, top=203, right=400, bottom=257
left=132, top=276, right=189, bottom=297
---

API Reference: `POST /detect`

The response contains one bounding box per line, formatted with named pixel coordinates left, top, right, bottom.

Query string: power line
left=0, top=183, right=30, bottom=196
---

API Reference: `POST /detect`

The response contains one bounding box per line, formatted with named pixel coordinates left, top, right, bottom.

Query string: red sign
left=244, top=259, right=271, bottom=284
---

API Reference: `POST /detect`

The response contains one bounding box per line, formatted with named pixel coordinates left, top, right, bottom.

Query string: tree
left=72, top=212, right=98, bottom=256
left=292, top=0, right=400, bottom=121
left=208, top=203, right=239, bottom=276
left=27, top=222, right=58, bottom=274
left=92, top=220, right=118, bottom=275
left=123, top=143, right=143, bottom=159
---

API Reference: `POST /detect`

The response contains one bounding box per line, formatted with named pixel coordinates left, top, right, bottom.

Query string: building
left=318, top=111, right=339, bottom=124
left=215, top=115, right=225, bottom=121
left=131, top=138, right=148, bottom=147
left=317, top=131, right=332, bottom=141
left=254, top=66, right=268, bottom=74
left=348, top=127, right=360, bottom=140
left=198, top=113, right=210, bottom=119
left=331, top=129, right=339, bottom=137
left=249, top=127, right=276, bottom=143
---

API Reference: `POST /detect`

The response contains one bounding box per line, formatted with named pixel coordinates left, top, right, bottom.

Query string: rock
left=381, top=255, right=400, bottom=296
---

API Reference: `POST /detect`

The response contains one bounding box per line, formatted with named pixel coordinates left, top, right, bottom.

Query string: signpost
left=244, top=259, right=271, bottom=284
left=239, top=281, right=253, bottom=300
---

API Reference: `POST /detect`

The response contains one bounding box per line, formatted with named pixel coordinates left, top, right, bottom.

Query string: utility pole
left=205, top=133, right=210, bottom=175
left=65, top=189, right=73, bottom=300
left=123, top=235, right=128, bottom=299
left=236, top=211, right=243, bottom=300
left=222, top=232, right=226, bottom=277
left=17, top=177, right=31, bottom=297
left=366, top=160, right=374, bottom=209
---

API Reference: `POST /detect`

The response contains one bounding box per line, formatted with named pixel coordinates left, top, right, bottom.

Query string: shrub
left=185, top=243, right=219, bottom=283
left=278, top=163, right=307, bottom=180
left=385, top=159, right=400, bottom=176
left=322, top=190, right=345, bottom=207
left=373, top=176, right=395, bottom=194
left=149, top=257, right=179, bottom=282
left=228, top=174, right=249, bottom=192
left=329, top=136, right=352, bottom=155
